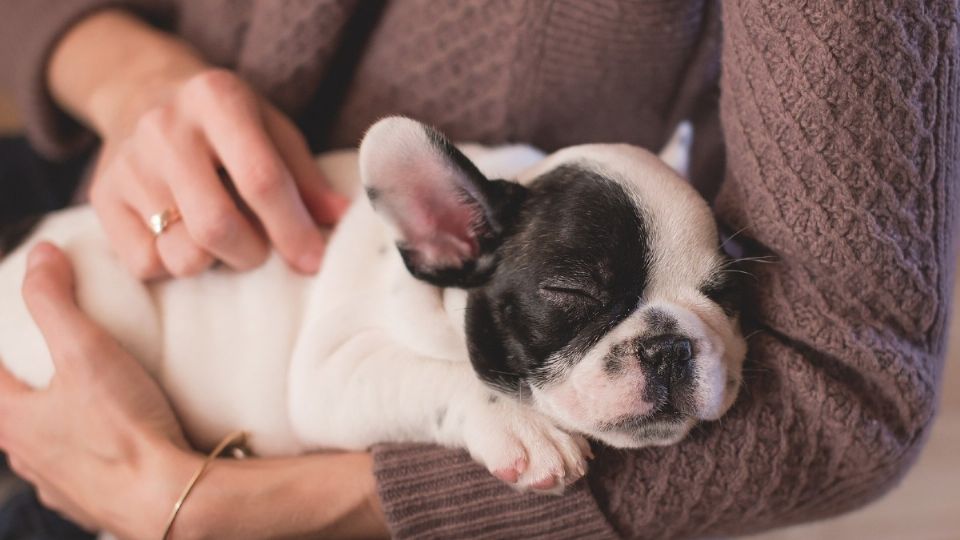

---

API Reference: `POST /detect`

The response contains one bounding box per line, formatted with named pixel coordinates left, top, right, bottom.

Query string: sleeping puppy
left=0, top=117, right=746, bottom=492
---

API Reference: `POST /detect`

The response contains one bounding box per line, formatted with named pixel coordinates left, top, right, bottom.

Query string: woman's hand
left=48, top=10, right=348, bottom=279
left=0, top=242, right=191, bottom=536
left=0, top=243, right=388, bottom=539
left=88, top=67, right=348, bottom=279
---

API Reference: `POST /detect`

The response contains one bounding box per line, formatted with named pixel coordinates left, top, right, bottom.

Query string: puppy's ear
left=359, top=117, right=525, bottom=287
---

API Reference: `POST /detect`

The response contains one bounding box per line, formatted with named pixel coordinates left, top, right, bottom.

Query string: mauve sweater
left=1, top=1, right=958, bottom=538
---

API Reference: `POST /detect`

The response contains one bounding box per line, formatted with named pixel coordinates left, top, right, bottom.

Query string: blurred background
left=0, top=90, right=958, bottom=539
left=0, top=92, right=15, bottom=134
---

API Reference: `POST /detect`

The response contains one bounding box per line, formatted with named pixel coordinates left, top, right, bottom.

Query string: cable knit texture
left=0, top=1, right=957, bottom=538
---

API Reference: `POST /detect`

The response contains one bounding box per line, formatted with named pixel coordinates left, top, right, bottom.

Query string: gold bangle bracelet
left=161, top=430, right=249, bottom=540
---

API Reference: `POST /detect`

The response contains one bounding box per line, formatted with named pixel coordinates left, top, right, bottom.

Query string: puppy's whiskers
left=719, top=225, right=750, bottom=251
left=743, top=329, right=764, bottom=341
left=730, top=255, right=778, bottom=265
left=720, top=268, right=758, bottom=281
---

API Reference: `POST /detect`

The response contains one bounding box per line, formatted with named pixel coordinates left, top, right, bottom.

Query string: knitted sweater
left=1, top=1, right=957, bottom=538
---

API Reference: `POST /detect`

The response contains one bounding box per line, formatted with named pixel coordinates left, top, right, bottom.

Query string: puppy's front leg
left=287, top=331, right=589, bottom=492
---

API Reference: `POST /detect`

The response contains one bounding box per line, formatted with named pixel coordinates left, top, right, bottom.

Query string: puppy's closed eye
left=538, top=279, right=604, bottom=306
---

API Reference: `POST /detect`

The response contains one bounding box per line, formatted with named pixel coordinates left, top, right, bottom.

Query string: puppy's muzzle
left=636, top=334, right=697, bottom=416
left=639, top=334, right=693, bottom=383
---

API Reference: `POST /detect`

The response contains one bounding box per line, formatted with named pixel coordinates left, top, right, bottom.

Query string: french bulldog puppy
left=0, top=117, right=746, bottom=492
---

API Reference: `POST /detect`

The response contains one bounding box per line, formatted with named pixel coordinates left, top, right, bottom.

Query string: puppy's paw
left=462, top=397, right=591, bottom=493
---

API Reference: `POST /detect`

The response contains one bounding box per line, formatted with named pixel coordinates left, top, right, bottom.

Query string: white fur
left=0, top=142, right=592, bottom=489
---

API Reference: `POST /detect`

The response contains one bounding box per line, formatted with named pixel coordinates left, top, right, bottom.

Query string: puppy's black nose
left=667, top=338, right=693, bottom=383
left=639, top=335, right=693, bottom=384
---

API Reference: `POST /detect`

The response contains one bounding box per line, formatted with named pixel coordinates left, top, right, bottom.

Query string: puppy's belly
left=0, top=202, right=425, bottom=457
left=0, top=208, right=161, bottom=389
left=0, top=208, right=316, bottom=456
left=0, top=144, right=543, bottom=458
left=154, top=255, right=312, bottom=455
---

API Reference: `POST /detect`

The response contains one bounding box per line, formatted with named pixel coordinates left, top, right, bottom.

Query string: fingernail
left=325, top=194, right=351, bottom=223
left=27, top=243, right=54, bottom=270
left=297, top=244, right=324, bottom=273
left=334, top=194, right=351, bottom=214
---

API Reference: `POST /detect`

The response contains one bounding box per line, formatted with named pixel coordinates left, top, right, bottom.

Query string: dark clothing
left=0, top=454, right=93, bottom=540
left=0, top=136, right=86, bottom=255
left=0, top=137, right=85, bottom=224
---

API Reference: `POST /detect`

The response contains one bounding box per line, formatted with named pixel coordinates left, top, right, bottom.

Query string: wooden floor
left=1, top=94, right=958, bottom=538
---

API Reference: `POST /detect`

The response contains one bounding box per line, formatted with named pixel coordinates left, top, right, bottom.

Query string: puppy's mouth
left=597, top=406, right=690, bottom=431
left=596, top=404, right=694, bottom=445
left=598, top=403, right=687, bottom=430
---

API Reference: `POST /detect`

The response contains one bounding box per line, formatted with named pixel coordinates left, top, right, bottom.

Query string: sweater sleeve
left=0, top=1, right=173, bottom=159
left=372, top=1, right=960, bottom=538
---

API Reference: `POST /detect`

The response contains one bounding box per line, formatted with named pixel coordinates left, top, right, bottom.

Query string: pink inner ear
left=395, top=180, right=481, bottom=270
left=360, top=117, right=490, bottom=272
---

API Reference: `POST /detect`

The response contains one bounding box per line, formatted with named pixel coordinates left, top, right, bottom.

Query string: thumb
left=21, top=243, right=99, bottom=363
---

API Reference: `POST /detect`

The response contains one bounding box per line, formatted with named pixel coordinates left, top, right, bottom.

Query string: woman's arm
left=0, top=2, right=165, bottom=157
left=162, top=450, right=386, bottom=540
left=0, top=243, right=387, bottom=539
left=369, top=2, right=960, bottom=537
left=46, top=9, right=205, bottom=141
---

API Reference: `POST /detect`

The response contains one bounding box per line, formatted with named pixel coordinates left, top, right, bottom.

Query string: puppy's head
left=359, top=117, right=746, bottom=448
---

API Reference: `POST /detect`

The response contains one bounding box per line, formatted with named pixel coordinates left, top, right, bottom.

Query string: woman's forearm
left=160, top=446, right=387, bottom=540
left=46, top=9, right=207, bottom=138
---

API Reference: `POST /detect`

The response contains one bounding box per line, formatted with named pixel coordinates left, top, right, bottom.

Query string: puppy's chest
left=291, top=201, right=470, bottom=364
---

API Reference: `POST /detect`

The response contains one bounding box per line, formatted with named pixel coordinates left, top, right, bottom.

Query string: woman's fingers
left=158, top=134, right=270, bottom=271
left=118, top=149, right=215, bottom=277
left=264, top=106, right=350, bottom=226
left=192, top=71, right=327, bottom=273
left=118, top=108, right=270, bottom=276
left=89, top=68, right=341, bottom=278
left=107, top=204, right=167, bottom=280
left=155, top=222, right=216, bottom=277
left=89, top=154, right=167, bottom=280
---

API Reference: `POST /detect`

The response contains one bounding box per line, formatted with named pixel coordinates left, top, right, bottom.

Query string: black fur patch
left=466, top=165, right=651, bottom=390
left=644, top=309, right=679, bottom=335
left=604, top=342, right=631, bottom=375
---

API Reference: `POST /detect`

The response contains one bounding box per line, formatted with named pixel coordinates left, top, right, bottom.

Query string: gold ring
left=147, top=208, right=182, bottom=237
